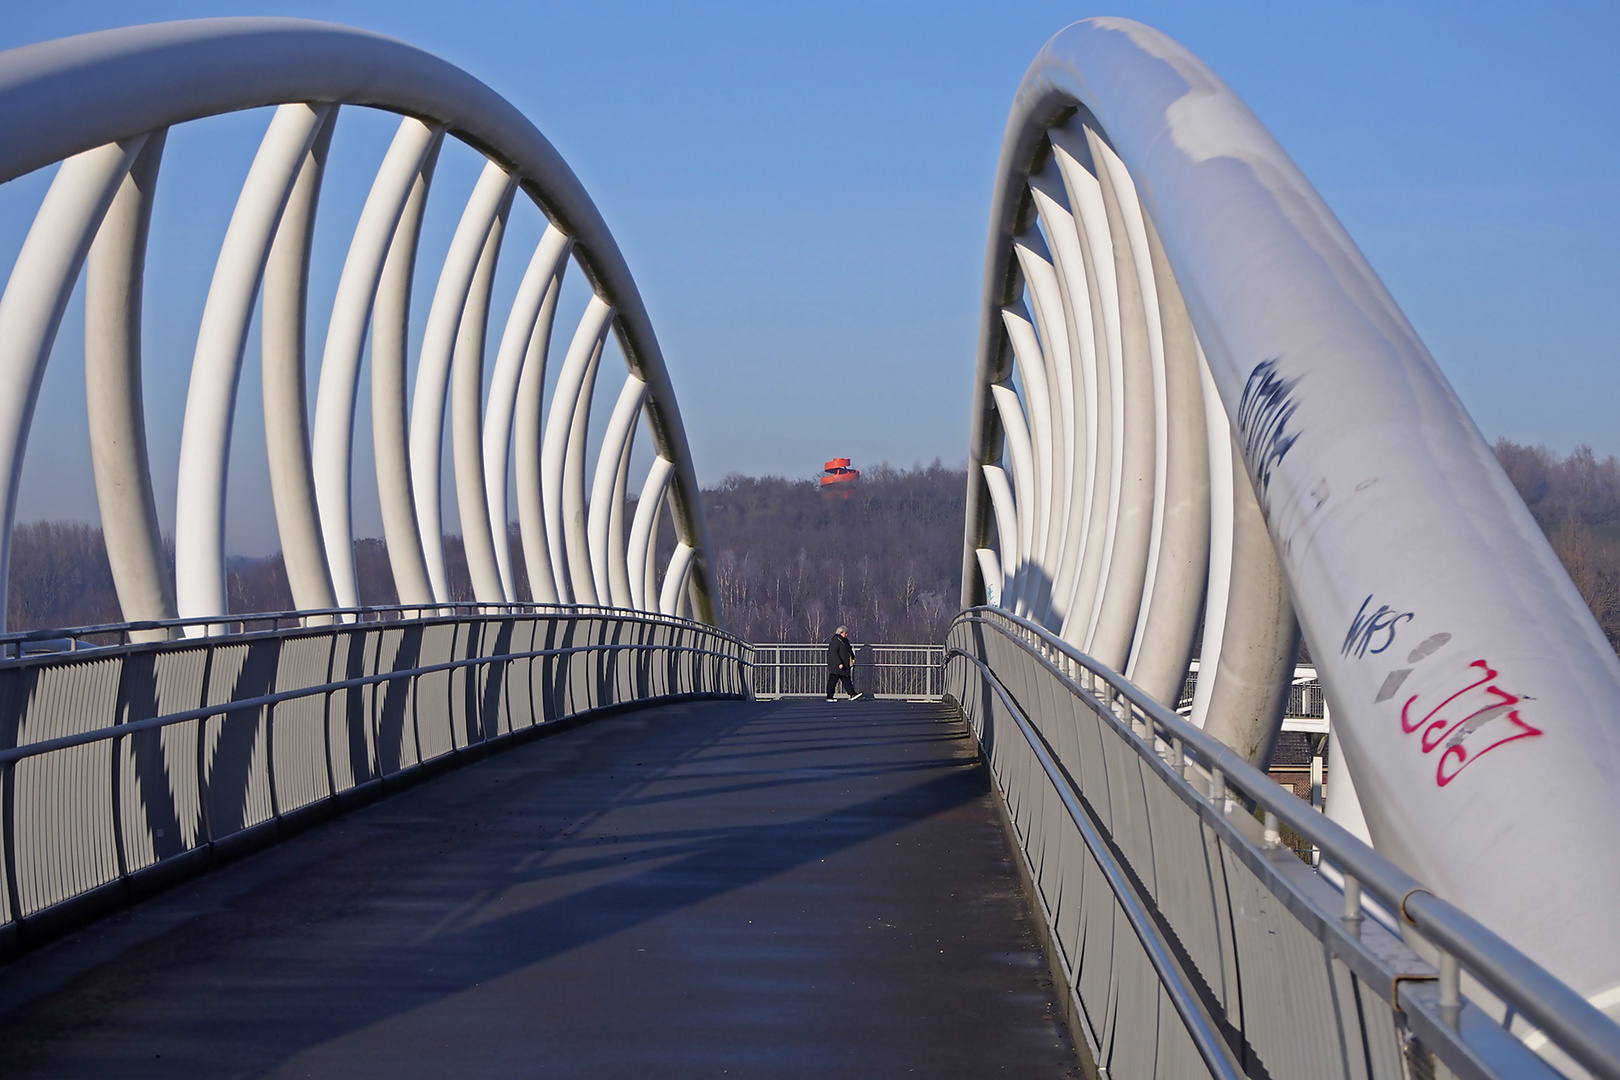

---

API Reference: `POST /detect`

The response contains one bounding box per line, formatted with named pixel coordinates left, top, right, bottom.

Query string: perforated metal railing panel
left=946, top=607, right=1620, bottom=1080
left=0, top=607, right=750, bottom=955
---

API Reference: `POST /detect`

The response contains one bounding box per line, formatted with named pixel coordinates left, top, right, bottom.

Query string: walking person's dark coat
left=825, top=627, right=861, bottom=700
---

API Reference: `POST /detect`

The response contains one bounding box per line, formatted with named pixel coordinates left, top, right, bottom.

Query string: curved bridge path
left=0, top=699, right=1077, bottom=1078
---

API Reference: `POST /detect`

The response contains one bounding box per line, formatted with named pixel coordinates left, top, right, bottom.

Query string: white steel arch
left=0, top=17, right=720, bottom=632
left=963, top=16, right=1620, bottom=1039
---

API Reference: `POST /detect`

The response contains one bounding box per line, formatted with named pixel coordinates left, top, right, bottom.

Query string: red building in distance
left=820, top=458, right=859, bottom=499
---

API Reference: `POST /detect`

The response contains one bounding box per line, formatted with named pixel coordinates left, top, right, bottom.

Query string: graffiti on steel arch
left=961, top=17, right=1620, bottom=1026
left=0, top=18, right=719, bottom=635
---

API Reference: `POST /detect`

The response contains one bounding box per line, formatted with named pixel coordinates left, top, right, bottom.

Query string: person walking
left=825, top=625, right=863, bottom=701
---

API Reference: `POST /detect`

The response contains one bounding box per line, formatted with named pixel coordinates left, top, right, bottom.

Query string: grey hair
left=836, top=625, right=848, bottom=635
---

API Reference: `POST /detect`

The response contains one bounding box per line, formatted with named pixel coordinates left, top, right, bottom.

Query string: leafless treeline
left=3, top=527, right=530, bottom=633
left=1494, top=439, right=1620, bottom=648
left=8, top=443, right=1618, bottom=650
left=702, top=461, right=966, bottom=645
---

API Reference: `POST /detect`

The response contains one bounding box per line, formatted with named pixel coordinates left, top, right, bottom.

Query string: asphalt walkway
left=0, top=697, right=1077, bottom=1078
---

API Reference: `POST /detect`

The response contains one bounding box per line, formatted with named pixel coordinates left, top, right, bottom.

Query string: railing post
left=1436, top=949, right=1462, bottom=1080
left=1342, top=873, right=1363, bottom=936
left=1439, top=949, right=1460, bottom=1011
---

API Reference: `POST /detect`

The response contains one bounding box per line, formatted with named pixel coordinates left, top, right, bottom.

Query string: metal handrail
left=750, top=643, right=944, bottom=699
left=952, top=646, right=1245, bottom=1079
left=956, top=606, right=1620, bottom=1079
left=0, top=638, right=742, bottom=767
left=0, top=606, right=751, bottom=951
left=0, top=600, right=727, bottom=651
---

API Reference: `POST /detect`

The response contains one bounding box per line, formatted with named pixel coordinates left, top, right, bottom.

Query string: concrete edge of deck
left=0, top=690, right=747, bottom=966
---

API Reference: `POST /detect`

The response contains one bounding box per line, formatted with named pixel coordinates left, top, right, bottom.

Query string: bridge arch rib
left=0, top=17, right=719, bottom=630
left=960, top=14, right=1620, bottom=1072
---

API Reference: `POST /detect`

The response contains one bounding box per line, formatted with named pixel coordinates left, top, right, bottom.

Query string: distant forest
left=702, top=461, right=965, bottom=644
left=1493, top=440, right=1620, bottom=648
left=4, top=460, right=969, bottom=644
left=7, top=442, right=1620, bottom=649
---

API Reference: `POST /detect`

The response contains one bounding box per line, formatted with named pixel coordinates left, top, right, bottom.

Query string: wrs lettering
left=1342, top=594, right=1412, bottom=659
left=1400, top=659, right=1542, bottom=787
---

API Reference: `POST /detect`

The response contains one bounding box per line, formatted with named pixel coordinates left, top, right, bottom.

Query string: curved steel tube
left=410, top=161, right=514, bottom=602
left=84, top=133, right=174, bottom=638
left=262, top=110, right=339, bottom=615
left=313, top=115, right=440, bottom=607
left=0, top=17, right=721, bottom=626
left=486, top=225, right=570, bottom=601
left=964, top=14, right=1620, bottom=1045
left=175, top=103, right=329, bottom=630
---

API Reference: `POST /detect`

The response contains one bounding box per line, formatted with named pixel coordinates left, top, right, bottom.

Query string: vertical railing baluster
left=1341, top=873, right=1363, bottom=935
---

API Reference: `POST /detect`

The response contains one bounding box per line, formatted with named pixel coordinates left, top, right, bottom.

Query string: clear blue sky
left=1, top=2, right=1616, bottom=555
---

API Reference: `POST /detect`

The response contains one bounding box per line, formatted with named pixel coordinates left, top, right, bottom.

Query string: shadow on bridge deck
left=0, top=698, right=1077, bottom=1078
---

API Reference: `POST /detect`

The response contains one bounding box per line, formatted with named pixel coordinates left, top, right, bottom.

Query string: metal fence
left=750, top=643, right=944, bottom=699
left=946, top=606, right=1620, bottom=1080
left=0, top=605, right=751, bottom=958
left=1176, top=661, right=1328, bottom=725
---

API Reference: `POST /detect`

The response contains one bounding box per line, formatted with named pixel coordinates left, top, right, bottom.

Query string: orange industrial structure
left=820, top=458, right=859, bottom=499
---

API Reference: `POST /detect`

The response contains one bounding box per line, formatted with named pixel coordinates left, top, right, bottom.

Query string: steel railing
left=1178, top=661, right=1329, bottom=727
left=947, top=606, right=1620, bottom=1080
left=749, top=643, right=944, bottom=699
left=0, top=605, right=752, bottom=958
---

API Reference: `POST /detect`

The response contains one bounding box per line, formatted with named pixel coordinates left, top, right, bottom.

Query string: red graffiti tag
left=1399, top=659, right=1543, bottom=787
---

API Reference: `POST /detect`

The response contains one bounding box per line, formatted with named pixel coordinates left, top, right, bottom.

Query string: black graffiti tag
left=1236, top=358, right=1301, bottom=509
left=1342, top=594, right=1414, bottom=659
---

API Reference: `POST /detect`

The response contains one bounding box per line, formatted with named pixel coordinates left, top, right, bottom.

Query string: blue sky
left=1, top=2, right=1616, bottom=555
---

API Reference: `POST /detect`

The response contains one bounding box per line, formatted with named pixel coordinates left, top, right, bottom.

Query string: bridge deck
left=0, top=698, right=1077, bottom=1077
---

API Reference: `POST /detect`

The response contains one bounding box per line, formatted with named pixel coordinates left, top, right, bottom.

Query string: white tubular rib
left=588, top=375, right=647, bottom=604
left=982, top=464, right=1019, bottom=607
left=628, top=455, right=673, bottom=610
left=409, top=160, right=516, bottom=602
left=515, top=262, right=569, bottom=603
left=85, top=132, right=173, bottom=640
left=1075, top=127, right=1153, bottom=667
left=1027, top=170, right=1085, bottom=624
left=1188, top=342, right=1234, bottom=732
left=451, top=192, right=515, bottom=603
left=1082, top=126, right=1156, bottom=670
left=605, top=415, right=638, bottom=608
left=1202, top=427, right=1299, bottom=765
left=540, top=295, right=614, bottom=604
left=1097, top=138, right=1171, bottom=678
left=176, top=104, right=328, bottom=631
left=1124, top=210, right=1210, bottom=707
left=486, top=225, right=571, bottom=601
left=312, top=116, right=440, bottom=607
left=660, top=541, right=695, bottom=616
left=974, top=547, right=1004, bottom=609
left=642, top=491, right=665, bottom=612
left=1000, top=293, right=1054, bottom=617
left=1012, top=232, right=1069, bottom=621
left=990, top=383, right=1036, bottom=616
left=262, top=108, right=338, bottom=617
left=562, top=338, right=605, bottom=604
left=373, top=135, right=444, bottom=607
left=1050, top=133, right=1114, bottom=647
